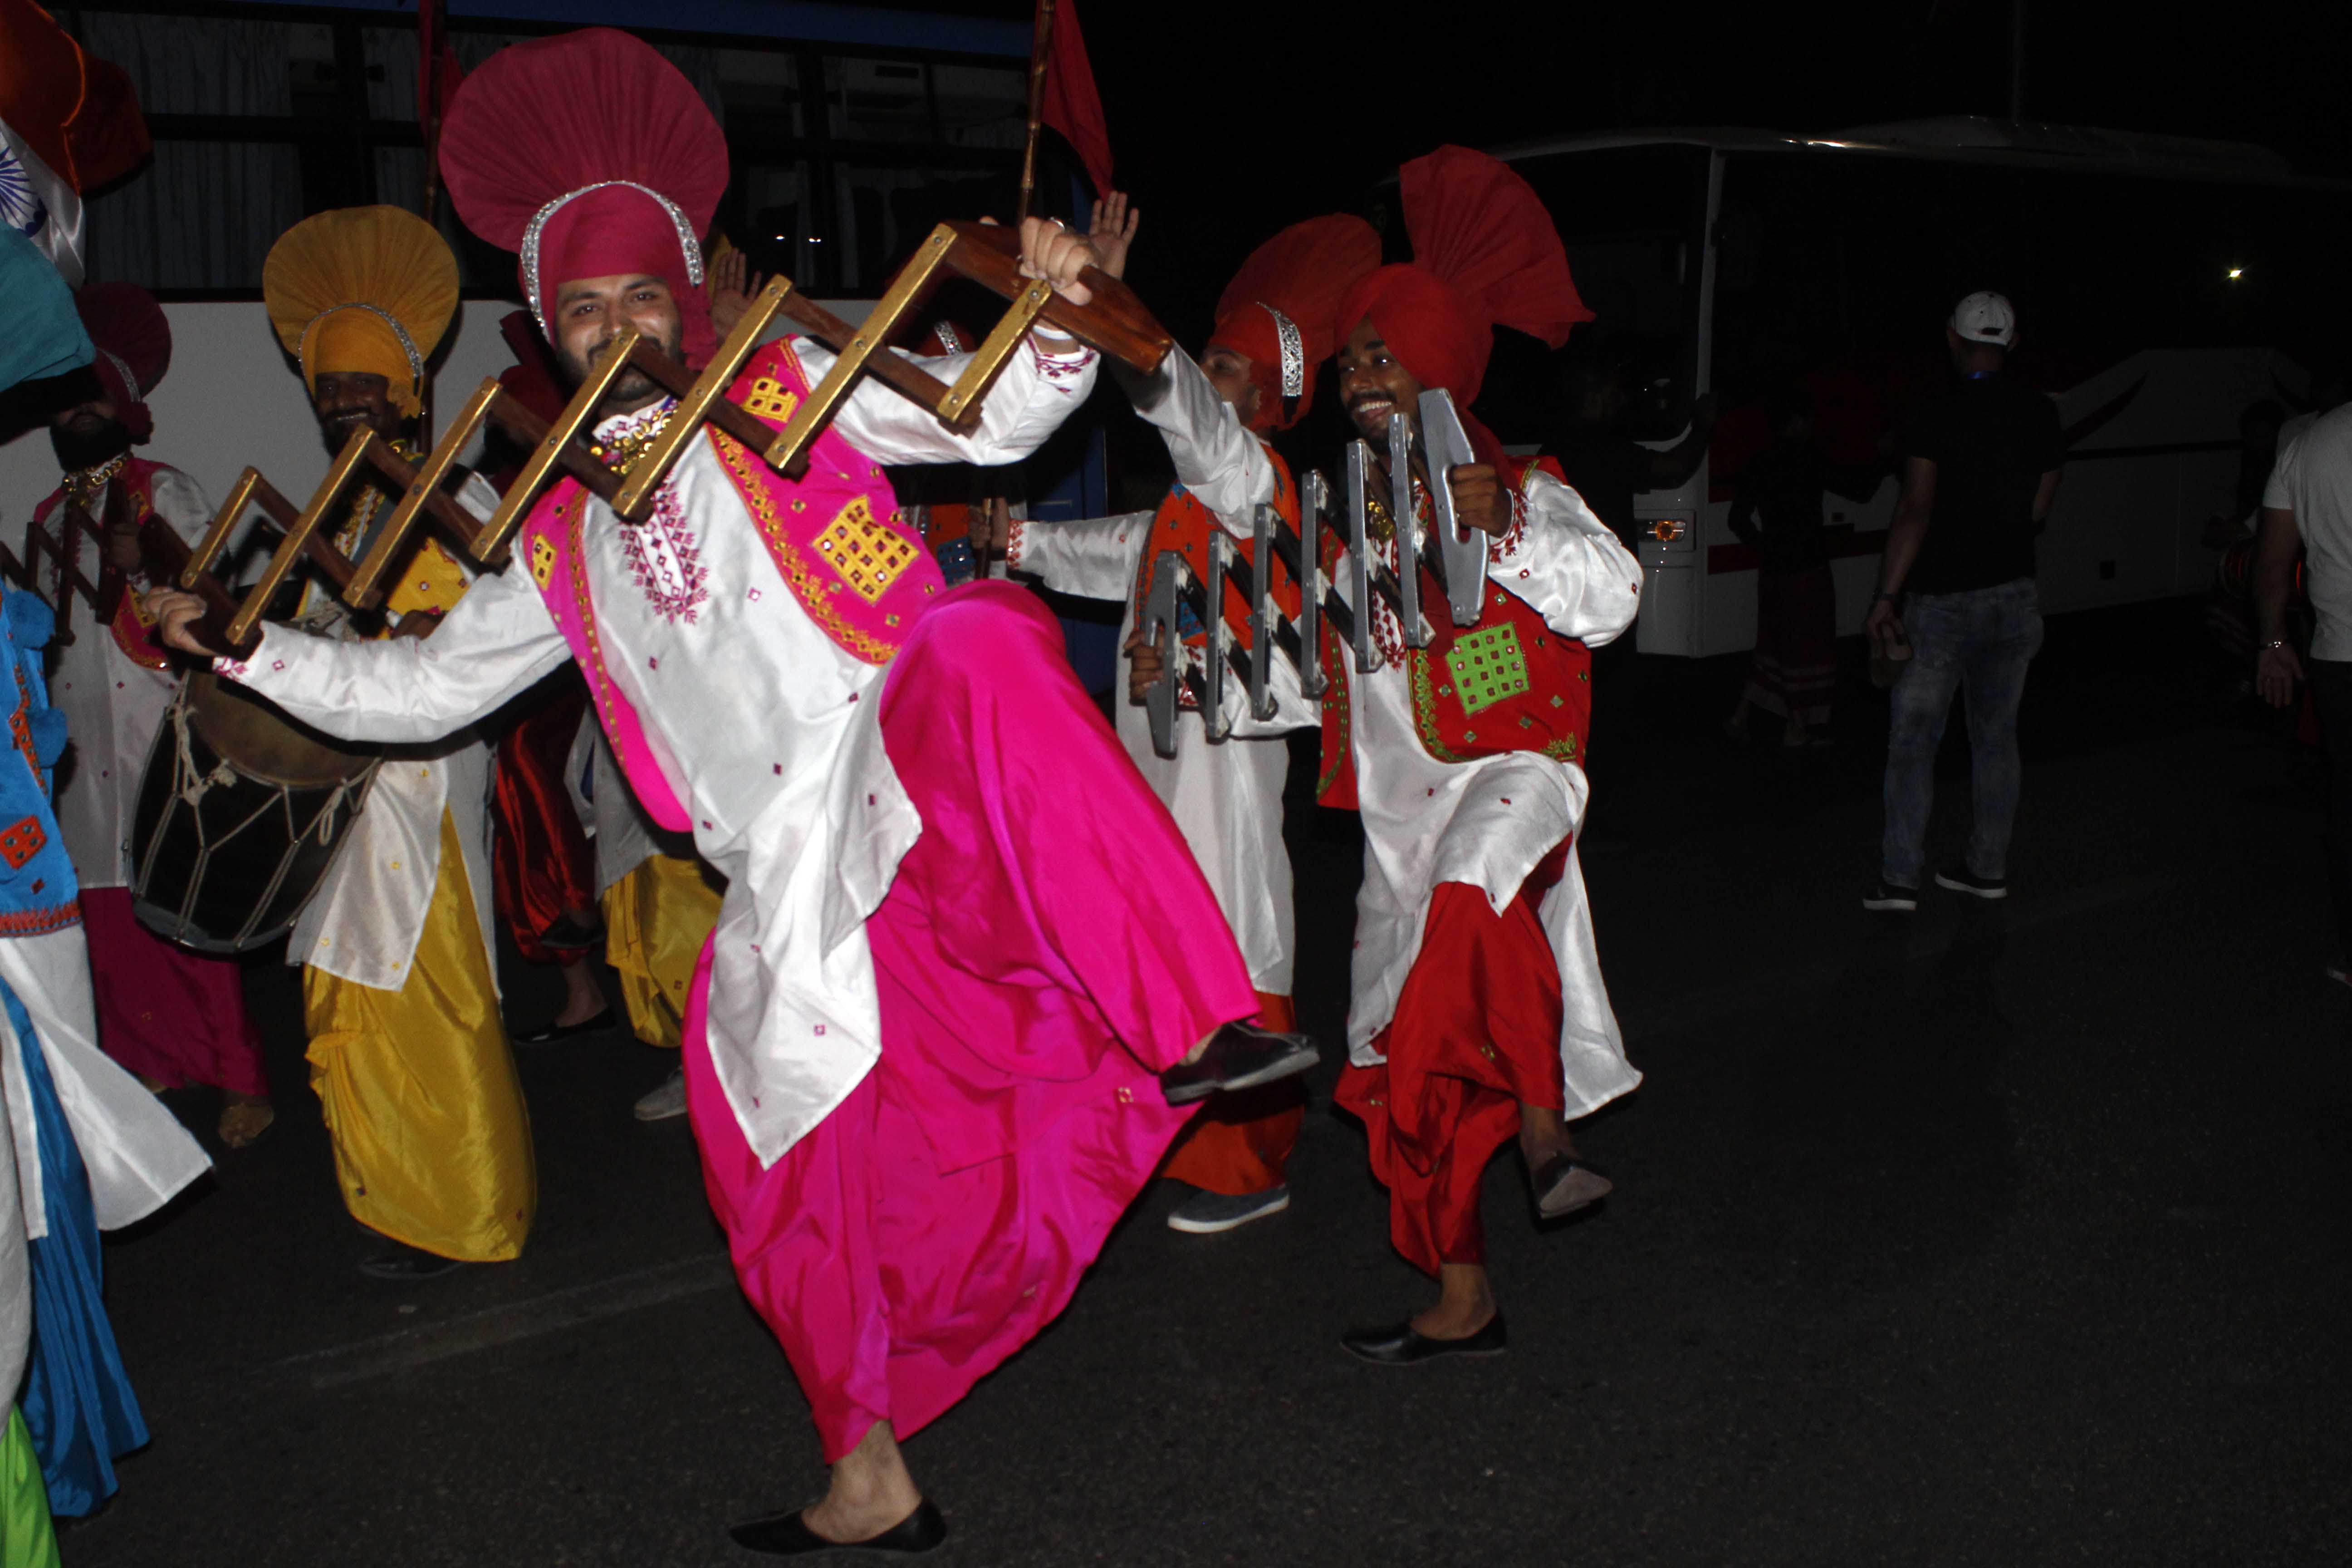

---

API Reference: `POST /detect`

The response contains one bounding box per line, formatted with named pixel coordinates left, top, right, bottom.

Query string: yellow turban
left=262, top=206, right=457, bottom=418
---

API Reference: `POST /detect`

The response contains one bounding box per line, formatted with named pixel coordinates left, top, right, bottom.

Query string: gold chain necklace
left=61, top=453, right=127, bottom=507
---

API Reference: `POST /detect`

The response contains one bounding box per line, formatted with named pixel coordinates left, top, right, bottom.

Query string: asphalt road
left=58, top=601, right=2352, bottom=1566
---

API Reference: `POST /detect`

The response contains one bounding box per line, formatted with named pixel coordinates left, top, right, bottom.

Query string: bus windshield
left=1483, top=143, right=1711, bottom=444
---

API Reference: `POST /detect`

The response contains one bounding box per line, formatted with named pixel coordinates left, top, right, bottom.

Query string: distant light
left=774, top=233, right=788, bottom=240
left=2229, top=267, right=2245, bottom=279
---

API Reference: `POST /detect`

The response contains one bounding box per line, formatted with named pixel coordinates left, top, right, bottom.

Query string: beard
left=567, top=326, right=686, bottom=414
left=50, top=413, right=133, bottom=474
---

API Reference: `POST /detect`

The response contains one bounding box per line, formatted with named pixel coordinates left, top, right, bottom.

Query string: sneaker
left=2328, top=959, right=2352, bottom=990
left=1862, top=880, right=1919, bottom=912
left=1934, top=866, right=2008, bottom=900
left=1167, top=1185, right=1290, bottom=1234
left=1159, top=1022, right=1319, bottom=1106
left=633, top=1066, right=687, bottom=1122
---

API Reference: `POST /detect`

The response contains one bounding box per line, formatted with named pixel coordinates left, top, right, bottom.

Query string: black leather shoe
left=1531, top=1154, right=1613, bottom=1220
left=357, top=1245, right=470, bottom=1282
left=1160, top=1021, right=1318, bottom=1106
left=1341, top=1313, right=1509, bottom=1365
left=729, top=1499, right=947, bottom=1559
left=512, top=1009, right=617, bottom=1048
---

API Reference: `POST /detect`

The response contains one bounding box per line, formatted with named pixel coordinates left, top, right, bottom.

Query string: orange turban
left=263, top=206, right=457, bottom=418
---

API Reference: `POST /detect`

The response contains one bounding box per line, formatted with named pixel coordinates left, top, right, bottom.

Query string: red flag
left=1039, top=0, right=1112, bottom=199
left=418, top=0, right=465, bottom=129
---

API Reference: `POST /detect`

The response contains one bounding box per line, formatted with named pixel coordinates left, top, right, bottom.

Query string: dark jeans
left=2306, top=660, right=2352, bottom=956
left=1881, top=578, right=2044, bottom=888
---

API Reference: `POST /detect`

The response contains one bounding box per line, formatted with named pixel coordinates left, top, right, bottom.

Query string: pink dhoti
left=79, top=887, right=267, bottom=1097
left=682, top=584, right=1258, bottom=1460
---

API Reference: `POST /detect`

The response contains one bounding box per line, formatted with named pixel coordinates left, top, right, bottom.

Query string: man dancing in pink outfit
left=148, top=28, right=1311, bottom=1561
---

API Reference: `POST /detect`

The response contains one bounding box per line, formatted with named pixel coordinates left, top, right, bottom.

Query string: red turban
left=1332, top=145, right=1591, bottom=423
left=74, top=281, right=168, bottom=444
left=1205, top=214, right=1381, bottom=433
left=438, top=29, right=728, bottom=368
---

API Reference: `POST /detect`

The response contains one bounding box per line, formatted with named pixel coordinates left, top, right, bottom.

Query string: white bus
left=1475, top=117, right=2352, bottom=657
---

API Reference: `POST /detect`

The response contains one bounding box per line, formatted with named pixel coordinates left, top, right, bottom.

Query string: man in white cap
left=1863, top=291, right=2064, bottom=911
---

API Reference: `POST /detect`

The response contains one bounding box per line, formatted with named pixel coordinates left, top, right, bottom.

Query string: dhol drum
left=129, top=670, right=377, bottom=953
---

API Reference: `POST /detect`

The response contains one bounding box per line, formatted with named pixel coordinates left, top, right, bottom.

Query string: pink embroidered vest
left=515, top=339, right=945, bottom=832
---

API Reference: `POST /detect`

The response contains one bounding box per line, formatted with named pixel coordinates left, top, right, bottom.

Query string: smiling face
left=1336, top=316, right=1422, bottom=455
left=1199, top=344, right=1263, bottom=427
left=550, top=274, right=684, bottom=416
left=311, top=371, right=402, bottom=451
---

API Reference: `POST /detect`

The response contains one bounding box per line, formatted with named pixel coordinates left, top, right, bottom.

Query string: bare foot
left=1408, top=1263, right=1497, bottom=1341
left=553, top=959, right=608, bottom=1029
left=218, top=1092, right=274, bottom=1148
left=802, top=1421, right=924, bottom=1544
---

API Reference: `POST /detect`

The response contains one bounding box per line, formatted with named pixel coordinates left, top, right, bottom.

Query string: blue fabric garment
left=0, top=231, right=90, bottom=395
left=7, top=980, right=147, bottom=1519
left=0, top=593, right=78, bottom=936
left=1880, top=577, right=2045, bottom=888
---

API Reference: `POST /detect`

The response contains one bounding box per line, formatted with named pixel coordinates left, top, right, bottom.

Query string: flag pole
left=416, top=0, right=448, bottom=437
left=1016, top=0, right=1056, bottom=224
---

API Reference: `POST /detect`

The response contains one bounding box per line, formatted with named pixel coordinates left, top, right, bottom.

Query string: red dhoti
left=1161, top=990, right=1303, bottom=1196
left=682, top=584, right=1257, bottom=1460
left=490, top=668, right=597, bottom=966
left=79, top=888, right=266, bottom=1097
left=1335, top=844, right=1570, bottom=1275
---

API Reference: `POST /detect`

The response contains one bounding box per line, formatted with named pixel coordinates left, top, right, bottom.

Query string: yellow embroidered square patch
left=529, top=534, right=559, bottom=588
left=743, top=376, right=800, bottom=425
left=1445, top=624, right=1530, bottom=716
left=815, top=496, right=916, bottom=604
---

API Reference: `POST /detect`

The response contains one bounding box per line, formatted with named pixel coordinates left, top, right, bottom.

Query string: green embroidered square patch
left=1445, top=625, right=1530, bottom=716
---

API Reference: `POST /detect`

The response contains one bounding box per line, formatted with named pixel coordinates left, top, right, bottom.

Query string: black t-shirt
left=1900, top=375, right=2064, bottom=594
left=1541, top=427, right=1643, bottom=551
left=1730, top=441, right=1832, bottom=575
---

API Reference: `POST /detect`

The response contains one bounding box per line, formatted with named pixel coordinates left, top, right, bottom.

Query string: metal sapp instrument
left=1134, top=386, right=1490, bottom=759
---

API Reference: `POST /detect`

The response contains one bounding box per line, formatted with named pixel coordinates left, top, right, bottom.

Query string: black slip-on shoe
left=730, top=1499, right=946, bottom=1559
left=512, top=1009, right=618, bottom=1048
left=1159, top=1021, right=1319, bottom=1106
left=1934, top=866, right=2009, bottom=900
left=1341, top=1313, right=1509, bottom=1366
left=1532, top=1155, right=1613, bottom=1220
left=1862, top=880, right=1919, bottom=912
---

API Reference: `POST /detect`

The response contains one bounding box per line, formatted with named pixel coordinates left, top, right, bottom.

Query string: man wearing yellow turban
left=260, top=206, right=534, bottom=1281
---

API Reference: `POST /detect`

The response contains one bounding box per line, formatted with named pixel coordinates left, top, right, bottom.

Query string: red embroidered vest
left=1316, top=455, right=1593, bottom=808
left=1128, top=442, right=1303, bottom=691
left=515, top=339, right=945, bottom=830
left=33, top=455, right=172, bottom=670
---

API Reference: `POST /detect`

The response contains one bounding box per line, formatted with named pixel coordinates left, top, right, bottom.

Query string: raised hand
left=707, top=245, right=767, bottom=340
left=1087, top=192, right=1139, bottom=280
left=1017, top=216, right=1099, bottom=308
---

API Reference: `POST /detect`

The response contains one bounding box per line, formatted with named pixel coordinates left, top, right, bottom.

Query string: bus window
left=1489, top=144, right=1711, bottom=444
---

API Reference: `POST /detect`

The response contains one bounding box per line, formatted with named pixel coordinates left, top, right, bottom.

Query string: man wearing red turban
left=152, top=27, right=1309, bottom=1558
left=24, top=283, right=274, bottom=1150
left=1313, top=147, right=1647, bottom=1365
left=1005, top=193, right=1377, bottom=1235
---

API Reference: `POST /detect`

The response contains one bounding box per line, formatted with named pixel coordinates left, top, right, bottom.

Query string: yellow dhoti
left=600, top=853, right=724, bottom=1050
left=303, top=812, right=534, bottom=1262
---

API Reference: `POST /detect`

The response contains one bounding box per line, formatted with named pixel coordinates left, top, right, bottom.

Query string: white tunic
left=287, top=472, right=504, bottom=993
left=43, top=464, right=213, bottom=889
left=222, top=338, right=1097, bottom=1165
left=1009, top=347, right=1313, bottom=995
left=1334, top=469, right=1647, bottom=1116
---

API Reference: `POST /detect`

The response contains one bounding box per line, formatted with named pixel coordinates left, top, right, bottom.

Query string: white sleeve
left=2263, top=432, right=2302, bottom=513
left=795, top=335, right=1098, bottom=467
left=147, top=467, right=217, bottom=548
left=1117, top=348, right=1274, bottom=531
left=1005, top=511, right=1150, bottom=601
left=217, top=559, right=572, bottom=744
left=1487, top=470, right=1645, bottom=648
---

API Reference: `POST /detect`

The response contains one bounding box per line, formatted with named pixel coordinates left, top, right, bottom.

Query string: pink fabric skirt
left=683, top=583, right=1257, bottom=1461
left=79, top=888, right=266, bottom=1097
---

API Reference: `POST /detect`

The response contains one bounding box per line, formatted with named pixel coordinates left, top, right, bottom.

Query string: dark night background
left=889, top=0, right=2352, bottom=350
